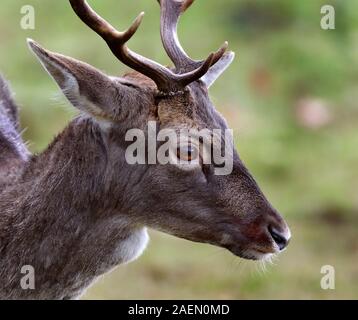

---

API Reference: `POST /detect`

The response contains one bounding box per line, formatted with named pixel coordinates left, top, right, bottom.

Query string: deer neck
left=0, top=116, right=149, bottom=299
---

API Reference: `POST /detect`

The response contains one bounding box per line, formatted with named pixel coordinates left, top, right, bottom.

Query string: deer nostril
left=268, top=226, right=290, bottom=251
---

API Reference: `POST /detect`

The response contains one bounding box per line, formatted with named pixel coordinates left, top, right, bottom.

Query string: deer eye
left=176, top=144, right=199, bottom=162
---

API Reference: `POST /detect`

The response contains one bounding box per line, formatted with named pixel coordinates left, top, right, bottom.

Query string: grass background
left=0, top=0, right=357, bottom=299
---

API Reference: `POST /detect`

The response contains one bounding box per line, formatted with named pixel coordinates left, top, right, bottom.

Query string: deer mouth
left=218, top=220, right=291, bottom=261
left=221, top=206, right=292, bottom=260
left=222, top=242, right=277, bottom=261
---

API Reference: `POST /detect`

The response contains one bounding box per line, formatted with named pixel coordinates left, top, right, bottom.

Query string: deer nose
left=268, top=225, right=291, bottom=251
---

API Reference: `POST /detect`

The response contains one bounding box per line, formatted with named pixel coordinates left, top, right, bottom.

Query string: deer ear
left=201, top=51, right=235, bottom=88
left=27, top=39, right=121, bottom=120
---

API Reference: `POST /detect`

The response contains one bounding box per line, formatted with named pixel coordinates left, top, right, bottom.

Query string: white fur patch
left=116, top=227, right=150, bottom=265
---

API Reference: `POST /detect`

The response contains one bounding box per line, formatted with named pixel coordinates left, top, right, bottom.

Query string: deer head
left=27, top=0, right=291, bottom=261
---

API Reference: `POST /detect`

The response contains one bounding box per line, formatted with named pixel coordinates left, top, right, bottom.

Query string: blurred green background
left=1, top=0, right=357, bottom=299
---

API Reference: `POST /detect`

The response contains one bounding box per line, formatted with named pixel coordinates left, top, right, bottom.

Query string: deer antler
left=69, top=0, right=228, bottom=93
left=158, top=0, right=228, bottom=73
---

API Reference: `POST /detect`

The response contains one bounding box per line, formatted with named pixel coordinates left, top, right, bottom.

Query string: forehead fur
left=123, top=71, right=227, bottom=131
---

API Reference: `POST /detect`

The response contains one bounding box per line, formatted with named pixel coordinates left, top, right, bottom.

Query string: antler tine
left=177, top=42, right=229, bottom=87
left=181, top=0, right=195, bottom=13
left=69, top=0, right=226, bottom=93
left=121, top=12, right=145, bottom=43
left=69, top=0, right=173, bottom=91
left=178, top=52, right=215, bottom=87
left=211, top=42, right=229, bottom=66
left=158, top=0, right=228, bottom=73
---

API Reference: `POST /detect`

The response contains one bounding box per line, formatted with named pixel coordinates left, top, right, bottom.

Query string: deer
left=0, top=0, right=291, bottom=300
